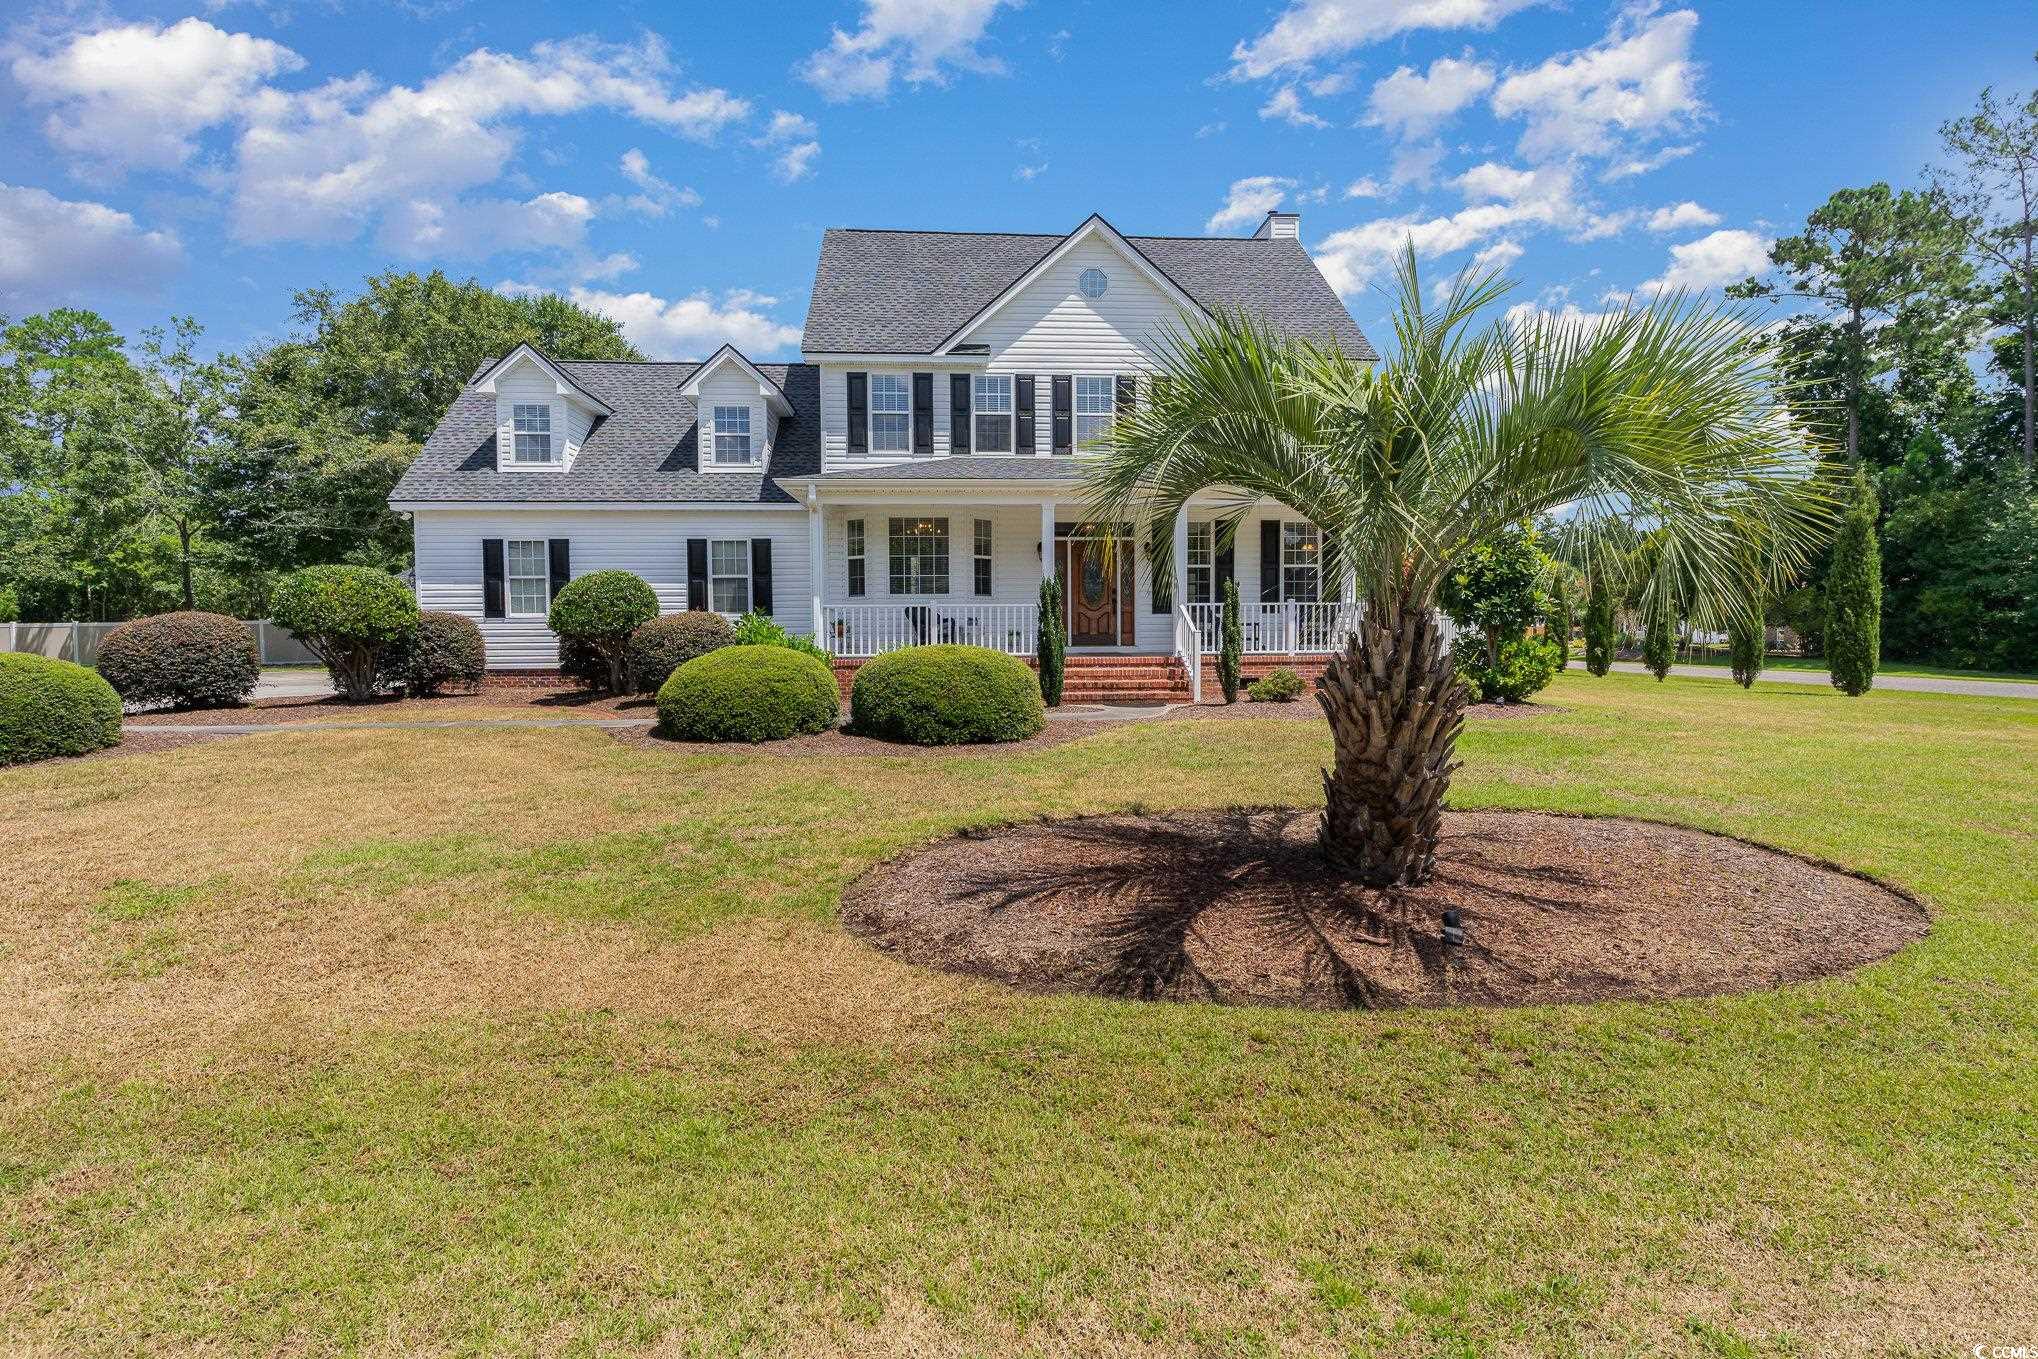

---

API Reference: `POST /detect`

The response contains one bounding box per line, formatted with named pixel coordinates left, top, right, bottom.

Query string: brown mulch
left=841, top=808, right=1928, bottom=1011
left=607, top=719, right=1117, bottom=759
left=1167, top=698, right=1561, bottom=722
left=125, top=688, right=658, bottom=725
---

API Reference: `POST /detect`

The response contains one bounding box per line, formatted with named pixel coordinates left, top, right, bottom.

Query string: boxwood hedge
left=1, top=653, right=122, bottom=765
left=95, top=611, right=259, bottom=710
left=627, top=611, right=733, bottom=693
left=849, top=644, right=1044, bottom=745
left=379, top=610, right=487, bottom=696
left=656, top=644, right=839, bottom=742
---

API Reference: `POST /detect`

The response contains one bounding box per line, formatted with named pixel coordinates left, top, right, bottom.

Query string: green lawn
left=2, top=673, right=2034, bottom=1356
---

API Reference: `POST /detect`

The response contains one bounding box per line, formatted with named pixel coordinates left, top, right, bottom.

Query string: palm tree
left=1087, top=249, right=1834, bottom=886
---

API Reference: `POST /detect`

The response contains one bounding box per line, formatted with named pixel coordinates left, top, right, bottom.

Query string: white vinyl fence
left=1, top=620, right=321, bottom=668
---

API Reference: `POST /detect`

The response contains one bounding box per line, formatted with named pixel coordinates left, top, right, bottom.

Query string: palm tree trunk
left=1316, top=603, right=1467, bottom=886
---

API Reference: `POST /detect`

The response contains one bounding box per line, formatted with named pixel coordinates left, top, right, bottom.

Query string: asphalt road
left=1607, top=661, right=2038, bottom=699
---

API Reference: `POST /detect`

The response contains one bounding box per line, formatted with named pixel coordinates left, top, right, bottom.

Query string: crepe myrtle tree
left=1087, top=247, right=1835, bottom=886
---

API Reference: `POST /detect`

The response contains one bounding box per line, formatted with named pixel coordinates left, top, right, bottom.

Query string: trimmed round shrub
left=628, top=611, right=733, bottom=693
left=379, top=610, right=486, bottom=696
left=1457, top=636, right=1561, bottom=703
left=270, top=565, right=418, bottom=702
left=95, top=611, right=258, bottom=710
left=656, top=644, right=839, bottom=743
left=1246, top=667, right=1306, bottom=703
left=558, top=635, right=608, bottom=690
left=0, top=653, right=122, bottom=765
left=548, top=570, right=658, bottom=693
left=850, top=644, right=1045, bottom=746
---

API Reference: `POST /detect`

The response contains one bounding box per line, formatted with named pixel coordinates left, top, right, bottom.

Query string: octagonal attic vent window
left=1078, top=267, right=1109, bottom=299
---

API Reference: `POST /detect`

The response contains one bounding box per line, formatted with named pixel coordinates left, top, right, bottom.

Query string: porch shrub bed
left=842, top=807, right=1926, bottom=1010
left=655, top=644, right=839, bottom=742
left=849, top=644, right=1045, bottom=745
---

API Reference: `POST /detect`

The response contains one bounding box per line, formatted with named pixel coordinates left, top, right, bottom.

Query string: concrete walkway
left=1608, top=661, right=2038, bottom=699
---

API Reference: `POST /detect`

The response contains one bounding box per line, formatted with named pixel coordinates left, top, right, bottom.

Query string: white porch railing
left=821, top=602, right=1038, bottom=658
left=1172, top=604, right=1203, bottom=703
left=1184, top=601, right=1368, bottom=654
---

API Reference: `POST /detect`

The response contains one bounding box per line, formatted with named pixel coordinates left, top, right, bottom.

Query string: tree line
left=0, top=273, right=639, bottom=623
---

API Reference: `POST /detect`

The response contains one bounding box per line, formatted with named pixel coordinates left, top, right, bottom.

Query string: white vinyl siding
left=964, top=236, right=1179, bottom=376
left=493, top=359, right=594, bottom=471
left=411, top=508, right=807, bottom=669
left=506, top=539, right=549, bottom=616
left=693, top=365, right=775, bottom=472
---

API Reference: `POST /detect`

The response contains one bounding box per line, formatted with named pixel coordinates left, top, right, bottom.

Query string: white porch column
left=806, top=493, right=825, bottom=641
left=1039, top=500, right=1056, bottom=582
left=1170, top=504, right=1190, bottom=614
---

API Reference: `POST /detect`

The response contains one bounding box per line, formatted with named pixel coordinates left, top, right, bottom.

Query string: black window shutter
left=1115, top=374, right=1136, bottom=414
left=846, top=372, right=868, bottom=456
left=751, top=538, right=773, bottom=615
left=950, top=374, right=972, bottom=453
left=686, top=538, right=709, bottom=611
left=482, top=538, right=505, bottom=619
left=547, top=538, right=570, bottom=602
left=1259, top=521, right=1283, bottom=603
left=1015, top=376, right=1035, bottom=454
left=1051, top=375, right=1072, bottom=454
left=911, top=372, right=933, bottom=455
left=1216, top=537, right=1235, bottom=591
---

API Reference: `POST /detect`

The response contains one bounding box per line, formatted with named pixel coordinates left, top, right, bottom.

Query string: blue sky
left=1, top=0, right=2031, bottom=362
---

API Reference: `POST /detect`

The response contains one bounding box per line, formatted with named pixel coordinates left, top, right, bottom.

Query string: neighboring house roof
left=389, top=360, right=820, bottom=505
left=803, top=224, right=1377, bottom=359
left=780, top=456, right=1090, bottom=485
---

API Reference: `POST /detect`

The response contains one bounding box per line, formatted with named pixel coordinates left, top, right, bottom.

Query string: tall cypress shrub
left=1036, top=574, right=1065, bottom=707
left=1583, top=574, right=1615, bottom=677
left=1643, top=603, right=1675, bottom=681
left=1728, top=605, right=1765, bottom=689
left=1826, top=469, right=1882, bottom=696
left=1548, top=573, right=1573, bottom=671
left=1218, top=576, right=1244, bottom=704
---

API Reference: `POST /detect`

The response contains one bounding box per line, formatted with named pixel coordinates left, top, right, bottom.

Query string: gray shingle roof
left=785, top=456, right=1090, bottom=484
left=389, top=360, right=819, bottom=505
left=802, top=225, right=1377, bottom=360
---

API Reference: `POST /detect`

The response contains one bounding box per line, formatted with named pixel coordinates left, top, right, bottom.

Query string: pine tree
left=1643, top=603, right=1675, bottom=681
left=1218, top=576, right=1243, bottom=703
left=1583, top=573, right=1615, bottom=677
left=1549, top=573, right=1573, bottom=671
left=1036, top=574, right=1065, bottom=707
left=1826, top=468, right=1883, bottom=695
left=1728, top=603, right=1766, bottom=688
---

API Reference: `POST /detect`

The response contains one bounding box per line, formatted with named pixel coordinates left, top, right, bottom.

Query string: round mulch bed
left=841, top=809, right=1927, bottom=1010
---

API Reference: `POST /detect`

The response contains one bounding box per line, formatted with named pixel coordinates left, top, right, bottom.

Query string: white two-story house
left=389, top=211, right=1376, bottom=700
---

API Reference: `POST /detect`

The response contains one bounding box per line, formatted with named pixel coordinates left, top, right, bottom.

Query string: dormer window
left=511, top=404, right=554, bottom=463
left=712, top=405, right=754, bottom=465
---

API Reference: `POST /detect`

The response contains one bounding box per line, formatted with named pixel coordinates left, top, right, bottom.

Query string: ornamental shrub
left=1246, top=667, right=1305, bottom=702
left=627, top=611, right=733, bottom=693
left=1218, top=576, right=1243, bottom=704
left=1036, top=575, right=1065, bottom=707
left=270, top=565, right=418, bottom=702
left=1458, top=635, right=1561, bottom=703
left=731, top=609, right=830, bottom=661
left=95, top=611, right=258, bottom=710
left=1442, top=521, right=1552, bottom=669
left=1642, top=604, right=1676, bottom=681
left=1583, top=573, right=1615, bottom=677
left=656, top=644, right=839, bottom=742
left=1826, top=469, right=1881, bottom=696
left=0, top=653, right=122, bottom=765
left=851, top=644, right=1046, bottom=745
left=1729, top=606, right=1765, bottom=689
left=0, top=586, right=18, bottom=623
left=379, top=610, right=486, bottom=696
left=547, top=570, right=658, bottom=693
left=1548, top=573, right=1573, bottom=671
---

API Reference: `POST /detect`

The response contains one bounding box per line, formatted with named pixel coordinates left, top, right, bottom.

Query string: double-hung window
left=973, top=376, right=1014, bottom=452
left=973, top=519, right=993, bottom=597
left=506, top=539, right=550, bottom=616
left=1281, top=522, right=1322, bottom=602
left=511, top=404, right=553, bottom=463
left=869, top=374, right=910, bottom=453
left=846, top=518, right=866, bottom=597
left=889, top=517, right=949, bottom=595
left=711, top=405, right=753, bottom=464
left=709, top=539, right=752, bottom=613
left=1186, top=522, right=1215, bottom=605
left=1075, top=376, right=1114, bottom=452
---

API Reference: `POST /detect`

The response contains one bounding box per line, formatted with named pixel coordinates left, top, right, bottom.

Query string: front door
left=1058, top=539, right=1132, bottom=646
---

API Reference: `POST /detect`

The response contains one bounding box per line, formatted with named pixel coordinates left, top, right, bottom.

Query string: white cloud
left=1646, top=200, right=1719, bottom=232
left=1229, top=0, right=1542, bottom=81
left=1601, top=143, right=1694, bottom=181
left=1491, top=7, right=1704, bottom=161
left=1363, top=53, right=1494, bottom=140
left=380, top=190, right=596, bottom=260
left=617, top=148, right=702, bottom=217
left=774, top=141, right=822, bottom=182
left=1621, top=227, right=1771, bottom=297
left=800, top=0, right=1019, bottom=101
left=1314, top=160, right=1599, bottom=294
left=753, top=109, right=821, bottom=183
left=1503, top=298, right=1624, bottom=335
left=11, top=17, right=302, bottom=175
left=0, top=183, right=183, bottom=306
left=1306, top=68, right=1358, bottom=97
left=1471, top=239, right=1523, bottom=271
left=1014, top=162, right=1048, bottom=181
left=1206, top=175, right=1294, bottom=234
left=1195, top=120, right=1229, bottom=139
left=1344, top=176, right=1388, bottom=199
left=1260, top=86, right=1330, bottom=129
left=529, top=285, right=804, bottom=358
